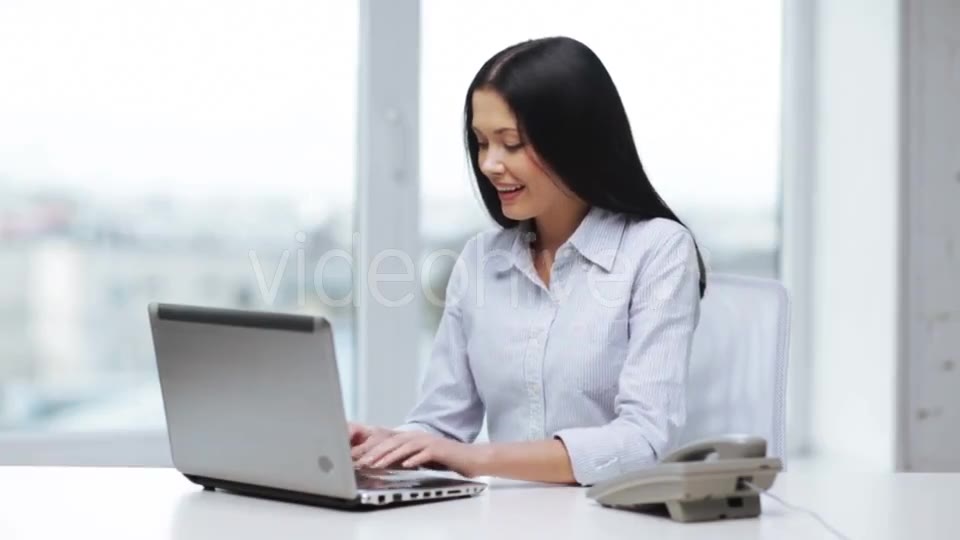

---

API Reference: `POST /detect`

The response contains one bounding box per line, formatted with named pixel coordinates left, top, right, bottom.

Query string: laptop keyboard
left=354, top=467, right=468, bottom=490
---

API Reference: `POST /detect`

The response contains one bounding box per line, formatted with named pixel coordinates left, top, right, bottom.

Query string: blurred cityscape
left=0, top=182, right=777, bottom=433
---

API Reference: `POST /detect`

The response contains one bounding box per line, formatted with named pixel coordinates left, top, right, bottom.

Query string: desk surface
left=0, top=467, right=957, bottom=539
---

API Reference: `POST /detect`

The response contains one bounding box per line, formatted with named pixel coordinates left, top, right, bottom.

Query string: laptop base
left=184, top=474, right=473, bottom=511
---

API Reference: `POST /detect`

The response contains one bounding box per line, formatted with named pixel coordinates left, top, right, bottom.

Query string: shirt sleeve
left=393, top=237, right=485, bottom=443
left=552, top=229, right=702, bottom=486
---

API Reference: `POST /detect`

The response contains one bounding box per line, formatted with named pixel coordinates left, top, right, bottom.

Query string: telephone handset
left=661, top=434, right=768, bottom=462
left=586, top=435, right=783, bottom=522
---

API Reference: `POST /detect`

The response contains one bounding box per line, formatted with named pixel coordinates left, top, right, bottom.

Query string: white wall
left=804, top=0, right=960, bottom=471
left=901, top=0, right=960, bottom=471
left=809, top=0, right=901, bottom=469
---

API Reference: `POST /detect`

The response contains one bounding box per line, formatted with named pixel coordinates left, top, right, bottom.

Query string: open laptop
left=148, top=302, right=486, bottom=509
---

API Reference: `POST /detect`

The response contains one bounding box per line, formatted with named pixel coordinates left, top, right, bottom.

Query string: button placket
left=528, top=297, right=561, bottom=440
left=549, top=250, right=577, bottom=305
left=523, top=321, right=541, bottom=439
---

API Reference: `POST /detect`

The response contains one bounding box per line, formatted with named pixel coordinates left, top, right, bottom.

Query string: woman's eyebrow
left=472, top=126, right=518, bottom=135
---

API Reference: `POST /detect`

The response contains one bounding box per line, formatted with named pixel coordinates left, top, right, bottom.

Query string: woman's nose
left=480, top=149, right=505, bottom=176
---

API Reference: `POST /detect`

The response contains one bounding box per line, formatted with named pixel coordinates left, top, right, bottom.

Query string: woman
left=350, top=36, right=706, bottom=486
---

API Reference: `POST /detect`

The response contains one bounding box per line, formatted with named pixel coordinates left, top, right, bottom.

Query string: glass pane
left=420, top=0, right=782, bottom=364
left=0, top=0, right=358, bottom=433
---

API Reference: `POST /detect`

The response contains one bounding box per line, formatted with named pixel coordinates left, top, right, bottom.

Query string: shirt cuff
left=552, top=427, right=622, bottom=486
left=553, top=424, right=659, bottom=486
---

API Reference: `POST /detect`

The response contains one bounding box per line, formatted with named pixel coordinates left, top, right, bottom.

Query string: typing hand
left=352, top=430, right=490, bottom=478
left=348, top=422, right=397, bottom=458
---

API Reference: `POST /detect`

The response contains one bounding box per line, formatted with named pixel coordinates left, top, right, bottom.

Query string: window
left=419, top=0, right=783, bottom=366
left=0, top=0, right=786, bottom=464
left=0, top=1, right=358, bottom=436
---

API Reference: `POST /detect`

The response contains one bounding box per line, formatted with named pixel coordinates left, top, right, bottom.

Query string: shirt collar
left=567, top=206, right=627, bottom=272
left=509, top=206, right=627, bottom=273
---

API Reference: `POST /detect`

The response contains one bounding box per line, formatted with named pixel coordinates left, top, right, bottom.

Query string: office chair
left=678, top=273, right=791, bottom=462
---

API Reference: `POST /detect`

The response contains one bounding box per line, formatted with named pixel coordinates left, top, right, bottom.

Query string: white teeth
left=496, top=185, right=524, bottom=193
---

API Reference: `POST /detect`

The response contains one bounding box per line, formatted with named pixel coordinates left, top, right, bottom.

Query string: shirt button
left=531, top=338, right=540, bottom=346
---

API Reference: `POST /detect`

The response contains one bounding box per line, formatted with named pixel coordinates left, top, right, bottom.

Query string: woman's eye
left=505, top=143, right=524, bottom=152
left=477, top=141, right=489, bottom=148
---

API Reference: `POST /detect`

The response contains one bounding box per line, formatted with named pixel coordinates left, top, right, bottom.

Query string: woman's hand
left=353, top=430, right=491, bottom=478
left=347, top=422, right=396, bottom=456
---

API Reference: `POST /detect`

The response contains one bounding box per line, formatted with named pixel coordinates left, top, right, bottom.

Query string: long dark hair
left=464, top=36, right=707, bottom=297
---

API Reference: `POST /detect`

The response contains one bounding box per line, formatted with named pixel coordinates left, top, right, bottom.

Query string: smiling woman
left=464, top=37, right=706, bottom=294
left=416, top=4, right=783, bottom=454
left=351, top=37, right=706, bottom=487
left=471, top=90, right=578, bottom=229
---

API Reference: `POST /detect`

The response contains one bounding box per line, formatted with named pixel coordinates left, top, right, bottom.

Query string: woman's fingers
left=356, top=432, right=410, bottom=465
left=352, top=434, right=383, bottom=460
left=371, top=440, right=425, bottom=469
left=401, top=448, right=434, bottom=469
left=351, top=429, right=393, bottom=459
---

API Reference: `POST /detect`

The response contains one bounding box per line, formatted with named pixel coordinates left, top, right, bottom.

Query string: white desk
left=0, top=467, right=956, bottom=539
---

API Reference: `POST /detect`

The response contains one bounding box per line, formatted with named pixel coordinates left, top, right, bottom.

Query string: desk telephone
left=586, top=435, right=783, bottom=522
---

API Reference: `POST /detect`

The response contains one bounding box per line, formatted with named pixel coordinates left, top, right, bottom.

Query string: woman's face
left=471, top=89, right=581, bottom=222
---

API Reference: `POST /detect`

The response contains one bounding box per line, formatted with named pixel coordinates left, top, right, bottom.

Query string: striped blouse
left=396, top=206, right=702, bottom=486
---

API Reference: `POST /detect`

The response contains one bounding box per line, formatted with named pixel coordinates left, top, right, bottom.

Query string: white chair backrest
left=679, top=273, right=791, bottom=461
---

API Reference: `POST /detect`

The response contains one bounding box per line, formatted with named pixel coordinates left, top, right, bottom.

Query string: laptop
left=148, top=302, right=487, bottom=509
